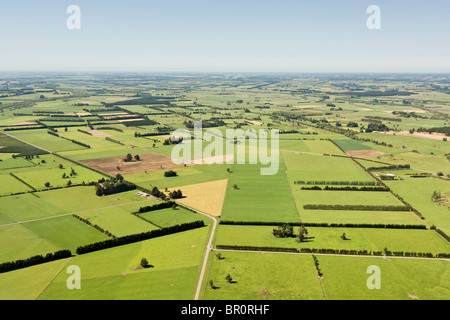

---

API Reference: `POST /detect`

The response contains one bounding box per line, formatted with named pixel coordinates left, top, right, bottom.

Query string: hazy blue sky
left=0, top=0, right=449, bottom=73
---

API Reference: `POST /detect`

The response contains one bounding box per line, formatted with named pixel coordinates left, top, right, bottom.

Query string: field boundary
left=214, top=245, right=450, bottom=260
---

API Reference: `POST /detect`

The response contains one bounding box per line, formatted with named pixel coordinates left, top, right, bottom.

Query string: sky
left=0, top=0, right=449, bottom=73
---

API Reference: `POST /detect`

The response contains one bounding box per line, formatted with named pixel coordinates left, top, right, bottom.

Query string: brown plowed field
left=79, top=152, right=186, bottom=175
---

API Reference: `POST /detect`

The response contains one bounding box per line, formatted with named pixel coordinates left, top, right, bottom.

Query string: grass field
left=76, top=203, right=161, bottom=237
left=220, top=161, right=300, bottom=222
left=8, top=130, right=88, bottom=153
left=139, top=206, right=210, bottom=228
left=0, top=216, right=110, bottom=263
left=214, top=225, right=450, bottom=255
left=318, top=255, right=449, bottom=300
left=8, top=227, right=210, bottom=300
left=0, top=73, right=449, bottom=301
left=204, top=251, right=324, bottom=300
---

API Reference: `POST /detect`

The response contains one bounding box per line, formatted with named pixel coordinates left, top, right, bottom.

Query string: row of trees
left=219, top=220, right=427, bottom=229
left=294, top=180, right=378, bottom=186
left=73, top=214, right=116, bottom=238
left=303, top=204, right=411, bottom=211
left=0, top=250, right=72, bottom=274
left=300, top=186, right=389, bottom=191
left=367, top=164, right=410, bottom=171
left=136, top=201, right=176, bottom=214
left=272, top=224, right=309, bottom=242
left=95, top=178, right=136, bottom=196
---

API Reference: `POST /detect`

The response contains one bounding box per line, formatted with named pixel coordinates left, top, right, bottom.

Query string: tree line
left=300, top=186, right=389, bottom=191
left=303, top=204, right=411, bottom=211
left=294, top=180, right=378, bottom=186
left=219, top=220, right=427, bottom=229
left=95, top=177, right=136, bottom=196
left=214, top=245, right=449, bottom=259
left=135, top=201, right=176, bottom=214
left=0, top=250, right=72, bottom=274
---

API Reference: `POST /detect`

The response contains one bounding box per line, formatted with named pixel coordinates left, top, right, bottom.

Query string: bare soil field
left=87, top=130, right=113, bottom=138
left=345, top=150, right=389, bottom=158
left=7, top=121, right=38, bottom=126
left=246, top=120, right=263, bottom=126
left=79, top=152, right=186, bottom=175
left=379, top=131, right=448, bottom=141
left=101, top=114, right=140, bottom=120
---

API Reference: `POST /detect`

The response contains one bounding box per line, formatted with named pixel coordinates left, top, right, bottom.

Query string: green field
left=220, top=161, right=300, bottom=222
left=214, top=225, right=450, bottom=255
left=204, top=251, right=324, bottom=300
left=0, top=227, right=209, bottom=300
left=0, top=73, right=449, bottom=301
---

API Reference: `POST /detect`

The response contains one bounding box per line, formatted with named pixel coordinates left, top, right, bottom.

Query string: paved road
left=174, top=202, right=218, bottom=300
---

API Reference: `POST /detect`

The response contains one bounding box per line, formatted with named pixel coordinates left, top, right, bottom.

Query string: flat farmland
left=204, top=251, right=324, bottom=300
left=291, top=190, right=402, bottom=207
left=215, top=225, right=450, bottom=254
left=0, top=174, right=33, bottom=195
left=0, top=187, right=157, bottom=224
left=220, top=161, right=300, bottom=222
left=139, top=206, right=210, bottom=228
left=282, top=151, right=375, bottom=183
left=14, top=165, right=107, bottom=190
left=299, top=209, right=423, bottom=225
left=8, top=129, right=87, bottom=153
left=318, top=256, right=449, bottom=300
left=76, top=202, right=161, bottom=237
left=37, top=227, right=209, bottom=300
left=0, top=216, right=109, bottom=263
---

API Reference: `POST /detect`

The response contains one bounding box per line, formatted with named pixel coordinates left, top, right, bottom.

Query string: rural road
left=174, top=202, right=218, bottom=300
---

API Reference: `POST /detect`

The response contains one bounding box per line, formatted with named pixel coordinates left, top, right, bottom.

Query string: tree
left=58, top=164, right=64, bottom=169
left=124, top=153, right=133, bottom=162
left=140, top=257, right=149, bottom=268
left=164, top=170, right=177, bottom=177
left=297, top=225, right=308, bottom=242
left=134, top=154, right=140, bottom=161
left=44, top=182, right=51, bottom=188
left=432, top=190, right=442, bottom=202
left=273, top=224, right=294, bottom=238
left=169, top=189, right=183, bottom=199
